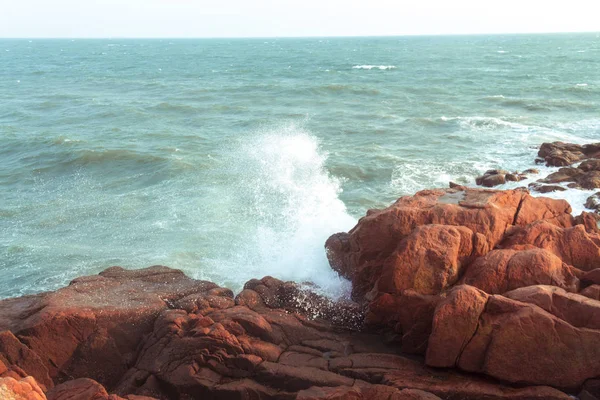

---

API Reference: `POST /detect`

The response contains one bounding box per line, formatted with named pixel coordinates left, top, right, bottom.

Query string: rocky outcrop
left=475, top=169, right=536, bottom=188
left=3, top=186, right=600, bottom=399
left=537, top=141, right=600, bottom=167
left=325, top=187, right=573, bottom=301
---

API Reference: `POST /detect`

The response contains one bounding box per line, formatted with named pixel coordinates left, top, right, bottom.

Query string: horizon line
left=1, top=30, right=599, bottom=40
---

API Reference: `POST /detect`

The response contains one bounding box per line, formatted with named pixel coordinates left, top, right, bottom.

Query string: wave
left=203, top=123, right=356, bottom=298
left=352, top=65, right=397, bottom=70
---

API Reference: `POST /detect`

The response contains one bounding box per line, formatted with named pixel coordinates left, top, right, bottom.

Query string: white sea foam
left=576, top=83, right=588, bottom=87
left=207, top=124, right=356, bottom=298
left=352, top=65, right=397, bottom=70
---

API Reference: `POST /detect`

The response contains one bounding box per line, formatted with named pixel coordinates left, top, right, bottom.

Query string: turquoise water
left=1, top=34, right=600, bottom=298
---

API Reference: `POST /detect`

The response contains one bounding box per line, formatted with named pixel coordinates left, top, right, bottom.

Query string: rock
left=477, top=173, right=506, bottom=187
left=539, top=167, right=584, bottom=184
left=583, top=269, right=600, bottom=286
left=504, top=173, right=520, bottom=182
left=46, top=378, right=110, bottom=400
left=581, top=285, right=600, bottom=300
left=580, top=159, right=600, bottom=172
left=365, top=291, right=439, bottom=354
left=580, top=379, right=600, bottom=400
left=0, top=266, right=220, bottom=389
left=523, top=168, right=540, bottom=174
left=428, top=286, right=600, bottom=389
left=374, top=224, right=489, bottom=296
left=0, top=331, right=52, bottom=390
left=426, top=285, right=488, bottom=368
left=296, top=384, right=441, bottom=399
left=0, top=376, right=46, bottom=400
left=504, top=285, right=600, bottom=330
left=460, top=248, right=579, bottom=294
left=580, top=171, right=600, bottom=189
left=527, top=183, right=567, bottom=193
left=500, top=221, right=600, bottom=271
left=538, top=141, right=587, bottom=166
left=326, top=187, right=573, bottom=301
left=585, top=192, right=600, bottom=212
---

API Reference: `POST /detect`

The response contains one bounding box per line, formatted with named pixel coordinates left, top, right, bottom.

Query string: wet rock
left=326, top=187, right=573, bottom=301
left=527, top=182, right=567, bottom=193
left=585, top=192, right=600, bottom=212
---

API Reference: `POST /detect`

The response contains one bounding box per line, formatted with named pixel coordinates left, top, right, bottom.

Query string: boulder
left=500, top=221, right=600, bottom=271
left=326, top=188, right=573, bottom=301
left=427, top=285, right=600, bottom=389
left=460, top=248, right=579, bottom=294
left=0, top=376, right=46, bottom=400
left=585, top=192, right=600, bottom=212
left=581, top=285, right=600, bottom=300
left=538, top=141, right=588, bottom=166
left=0, top=266, right=220, bottom=389
left=527, top=183, right=567, bottom=193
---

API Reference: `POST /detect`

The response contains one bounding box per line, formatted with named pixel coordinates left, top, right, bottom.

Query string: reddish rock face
left=537, top=141, right=600, bottom=167
left=460, top=248, right=579, bottom=294
left=501, top=221, right=600, bottom=271
left=0, top=375, right=46, bottom=400
left=0, top=266, right=220, bottom=390
left=427, top=285, right=600, bottom=390
left=326, top=187, right=573, bottom=302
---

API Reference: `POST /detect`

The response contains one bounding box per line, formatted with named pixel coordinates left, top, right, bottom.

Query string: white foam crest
left=217, top=124, right=356, bottom=298
left=352, top=65, right=397, bottom=70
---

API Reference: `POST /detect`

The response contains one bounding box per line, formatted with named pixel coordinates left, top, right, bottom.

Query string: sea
left=1, top=33, right=599, bottom=299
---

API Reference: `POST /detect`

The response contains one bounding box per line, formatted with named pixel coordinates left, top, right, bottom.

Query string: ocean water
left=1, top=34, right=599, bottom=299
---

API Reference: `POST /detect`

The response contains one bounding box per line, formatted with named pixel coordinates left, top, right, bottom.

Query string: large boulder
left=460, top=248, right=579, bottom=294
left=537, top=141, right=600, bottom=167
left=426, top=285, right=600, bottom=390
left=326, top=187, right=573, bottom=301
left=0, top=266, right=220, bottom=389
left=500, top=221, right=600, bottom=271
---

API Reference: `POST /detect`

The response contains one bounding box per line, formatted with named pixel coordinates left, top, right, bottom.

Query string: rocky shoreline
left=2, top=144, right=600, bottom=400
left=474, top=141, right=600, bottom=210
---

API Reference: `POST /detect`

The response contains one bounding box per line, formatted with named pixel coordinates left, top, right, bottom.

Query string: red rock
left=0, top=331, right=52, bottom=390
left=0, top=376, right=46, bottom=400
left=326, top=188, right=573, bottom=301
left=0, top=266, right=220, bottom=389
left=501, top=221, right=600, bottom=271
left=460, top=248, right=579, bottom=294
left=375, top=224, right=488, bottom=296
left=426, top=285, right=488, bottom=368
left=46, top=378, right=110, bottom=400
left=365, top=291, right=439, bottom=354
left=581, top=285, right=600, bottom=300
left=583, top=269, right=600, bottom=285
left=455, top=292, right=600, bottom=389
left=504, top=285, right=600, bottom=329
left=329, top=353, right=570, bottom=400
left=296, top=385, right=441, bottom=399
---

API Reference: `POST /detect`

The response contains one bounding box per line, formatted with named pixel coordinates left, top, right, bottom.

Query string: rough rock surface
left=326, top=187, right=573, bottom=301
left=537, top=141, right=600, bottom=167
left=3, top=186, right=600, bottom=399
left=0, top=375, right=46, bottom=400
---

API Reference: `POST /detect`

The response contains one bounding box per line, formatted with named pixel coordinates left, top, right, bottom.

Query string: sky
left=1, top=0, right=599, bottom=38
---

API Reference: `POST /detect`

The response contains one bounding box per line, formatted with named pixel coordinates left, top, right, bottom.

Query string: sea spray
left=204, top=123, right=356, bottom=298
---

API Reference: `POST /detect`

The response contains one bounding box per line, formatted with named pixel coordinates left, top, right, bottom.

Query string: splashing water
left=203, top=124, right=356, bottom=298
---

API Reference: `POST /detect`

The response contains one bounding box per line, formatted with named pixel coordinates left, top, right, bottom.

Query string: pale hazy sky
left=1, top=0, right=599, bottom=38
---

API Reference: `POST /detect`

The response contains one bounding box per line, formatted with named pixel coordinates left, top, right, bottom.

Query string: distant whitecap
left=352, top=65, right=396, bottom=70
